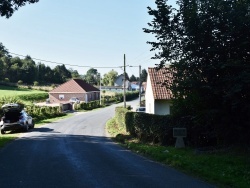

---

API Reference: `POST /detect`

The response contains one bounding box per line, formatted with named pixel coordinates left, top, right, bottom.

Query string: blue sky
left=0, top=0, right=176, bottom=77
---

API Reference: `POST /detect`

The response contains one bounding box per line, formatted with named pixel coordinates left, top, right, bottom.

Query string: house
left=49, top=79, right=100, bottom=103
left=130, top=82, right=140, bottom=91
left=114, top=74, right=131, bottom=90
left=145, top=67, right=173, bottom=115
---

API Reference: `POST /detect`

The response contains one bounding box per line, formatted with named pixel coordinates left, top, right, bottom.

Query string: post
left=123, top=54, right=126, bottom=108
left=139, top=65, right=141, bottom=107
left=99, top=73, right=101, bottom=106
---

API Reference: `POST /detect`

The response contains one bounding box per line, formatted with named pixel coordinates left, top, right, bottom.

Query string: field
left=0, top=85, right=46, bottom=97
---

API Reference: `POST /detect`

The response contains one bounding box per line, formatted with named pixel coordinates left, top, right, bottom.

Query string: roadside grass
left=106, top=118, right=250, bottom=188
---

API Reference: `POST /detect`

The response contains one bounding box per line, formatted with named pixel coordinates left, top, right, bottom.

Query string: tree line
left=0, top=43, right=147, bottom=86
left=144, top=0, right=250, bottom=146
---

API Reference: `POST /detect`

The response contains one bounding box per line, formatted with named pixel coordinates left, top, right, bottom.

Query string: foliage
left=102, top=69, right=118, bottom=86
left=144, top=0, right=250, bottom=146
left=82, top=68, right=100, bottom=85
left=0, top=0, right=39, bottom=18
left=0, top=43, right=79, bottom=85
left=140, top=69, right=148, bottom=82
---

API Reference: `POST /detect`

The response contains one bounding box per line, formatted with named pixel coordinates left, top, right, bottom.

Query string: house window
left=59, top=95, right=64, bottom=100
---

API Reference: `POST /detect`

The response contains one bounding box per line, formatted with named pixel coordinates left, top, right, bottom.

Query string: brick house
left=49, top=79, right=100, bottom=103
left=145, top=67, right=173, bottom=115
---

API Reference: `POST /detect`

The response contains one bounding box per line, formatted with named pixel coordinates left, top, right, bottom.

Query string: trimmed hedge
left=115, top=106, right=176, bottom=145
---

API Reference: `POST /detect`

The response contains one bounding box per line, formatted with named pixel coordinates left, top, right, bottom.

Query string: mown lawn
left=0, top=85, right=45, bottom=97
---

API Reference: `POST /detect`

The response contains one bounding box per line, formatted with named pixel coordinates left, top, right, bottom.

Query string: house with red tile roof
left=49, top=79, right=100, bottom=103
left=145, top=67, right=173, bottom=115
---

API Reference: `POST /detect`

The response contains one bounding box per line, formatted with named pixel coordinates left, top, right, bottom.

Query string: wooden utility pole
left=123, top=54, right=126, bottom=108
left=139, top=65, right=141, bottom=107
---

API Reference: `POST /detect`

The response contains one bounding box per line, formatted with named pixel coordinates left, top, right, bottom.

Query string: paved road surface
left=0, top=100, right=216, bottom=188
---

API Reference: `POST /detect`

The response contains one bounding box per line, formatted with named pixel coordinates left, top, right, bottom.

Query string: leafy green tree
left=83, top=68, right=99, bottom=85
left=102, top=69, right=118, bottom=86
left=0, top=0, right=39, bottom=18
left=53, top=64, right=72, bottom=83
left=144, top=0, right=250, bottom=146
left=68, top=68, right=81, bottom=79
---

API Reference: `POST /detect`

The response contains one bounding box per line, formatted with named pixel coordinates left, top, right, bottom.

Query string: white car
left=0, top=103, right=34, bottom=134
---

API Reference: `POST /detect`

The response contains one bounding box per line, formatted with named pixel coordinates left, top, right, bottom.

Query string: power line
left=8, top=52, right=122, bottom=69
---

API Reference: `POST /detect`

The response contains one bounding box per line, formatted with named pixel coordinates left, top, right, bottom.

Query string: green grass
left=0, top=85, right=45, bottom=97
left=106, top=118, right=250, bottom=188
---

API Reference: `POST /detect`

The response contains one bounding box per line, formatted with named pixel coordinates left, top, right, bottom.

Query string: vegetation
left=107, top=107, right=250, bottom=188
left=144, top=0, right=250, bottom=147
left=0, top=0, right=39, bottom=18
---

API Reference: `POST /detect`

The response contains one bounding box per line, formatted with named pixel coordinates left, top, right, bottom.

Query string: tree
left=129, top=74, right=137, bottom=82
left=144, top=0, right=250, bottom=146
left=0, top=0, right=39, bottom=18
left=140, top=69, right=148, bottom=82
left=83, top=68, right=99, bottom=85
left=102, top=69, right=118, bottom=86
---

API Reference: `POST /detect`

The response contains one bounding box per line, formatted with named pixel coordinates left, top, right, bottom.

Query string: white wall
left=145, top=74, right=155, bottom=114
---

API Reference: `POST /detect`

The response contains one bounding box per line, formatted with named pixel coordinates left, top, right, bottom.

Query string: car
left=0, top=103, right=34, bottom=134
left=136, top=107, right=146, bottom=113
left=69, top=97, right=80, bottom=104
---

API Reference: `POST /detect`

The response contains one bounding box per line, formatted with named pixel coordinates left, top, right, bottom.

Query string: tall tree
left=144, top=0, right=250, bottom=146
left=83, top=68, right=100, bottom=85
left=140, top=69, right=148, bottom=82
left=0, top=0, right=39, bottom=18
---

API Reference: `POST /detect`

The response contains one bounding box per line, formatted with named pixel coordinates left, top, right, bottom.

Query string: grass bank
left=106, top=118, right=250, bottom=188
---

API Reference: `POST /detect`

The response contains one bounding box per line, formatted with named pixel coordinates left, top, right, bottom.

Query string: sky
left=0, top=0, right=176, bottom=78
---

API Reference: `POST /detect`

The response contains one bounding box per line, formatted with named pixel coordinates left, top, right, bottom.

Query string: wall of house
left=145, top=75, right=155, bottom=114
left=49, top=92, right=100, bottom=103
left=155, top=100, right=171, bottom=115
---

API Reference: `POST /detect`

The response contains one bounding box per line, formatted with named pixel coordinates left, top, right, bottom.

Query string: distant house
left=114, top=74, right=131, bottom=90
left=130, top=82, right=139, bottom=91
left=49, top=79, right=100, bottom=103
left=145, top=67, right=173, bottom=115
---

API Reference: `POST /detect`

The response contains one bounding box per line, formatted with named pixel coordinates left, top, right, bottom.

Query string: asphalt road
left=0, top=100, right=216, bottom=188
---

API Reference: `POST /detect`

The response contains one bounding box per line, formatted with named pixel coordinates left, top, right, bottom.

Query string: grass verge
left=106, top=117, right=250, bottom=188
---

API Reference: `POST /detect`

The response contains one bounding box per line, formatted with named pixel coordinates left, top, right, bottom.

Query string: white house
left=145, top=67, right=173, bottom=115
left=114, top=74, right=131, bottom=90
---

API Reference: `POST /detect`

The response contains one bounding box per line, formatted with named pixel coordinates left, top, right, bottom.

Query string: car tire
left=23, top=124, right=29, bottom=132
left=1, top=130, right=5, bottom=134
left=30, top=121, right=35, bottom=129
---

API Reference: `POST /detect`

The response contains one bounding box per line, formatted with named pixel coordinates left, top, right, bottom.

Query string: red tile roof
left=148, top=67, right=173, bottom=100
left=49, top=79, right=100, bottom=93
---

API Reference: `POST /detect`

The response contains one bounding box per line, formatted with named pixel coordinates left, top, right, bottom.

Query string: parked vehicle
left=69, top=97, right=80, bottom=103
left=0, top=103, right=34, bottom=134
left=136, top=107, right=146, bottom=113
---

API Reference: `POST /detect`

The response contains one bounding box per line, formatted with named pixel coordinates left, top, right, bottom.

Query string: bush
left=115, top=106, right=175, bottom=145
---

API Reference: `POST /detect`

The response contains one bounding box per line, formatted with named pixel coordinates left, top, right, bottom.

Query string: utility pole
left=99, top=73, right=101, bottom=106
left=139, top=65, right=141, bottom=107
left=123, top=54, right=126, bottom=108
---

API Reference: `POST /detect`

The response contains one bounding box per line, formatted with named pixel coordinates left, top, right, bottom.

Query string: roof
left=148, top=67, right=173, bottom=100
left=49, top=79, right=100, bottom=93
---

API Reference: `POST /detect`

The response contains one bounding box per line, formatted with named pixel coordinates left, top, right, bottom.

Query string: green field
left=0, top=85, right=46, bottom=97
